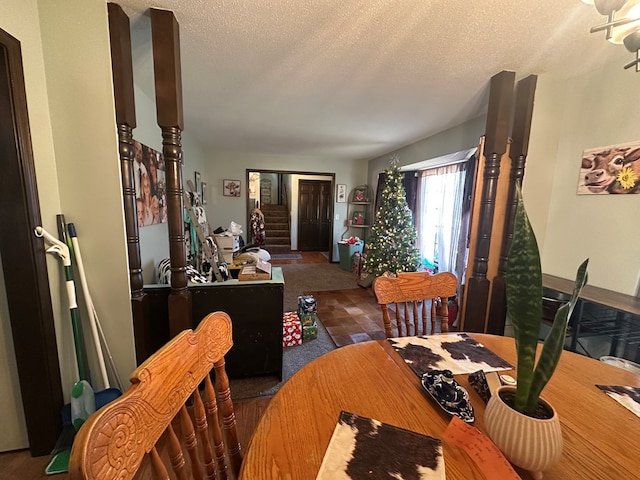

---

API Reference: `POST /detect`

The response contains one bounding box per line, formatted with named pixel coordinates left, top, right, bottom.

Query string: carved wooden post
left=150, top=8, right=191, bottom=336
left=486, top=75, right=537, bottom=335
left=462, top=71, right=515, bottom=332
left=108, top=3, right=151, bottom=363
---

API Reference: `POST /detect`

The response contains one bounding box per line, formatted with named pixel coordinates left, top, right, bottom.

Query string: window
left=416, top=162, right=467, bottom=279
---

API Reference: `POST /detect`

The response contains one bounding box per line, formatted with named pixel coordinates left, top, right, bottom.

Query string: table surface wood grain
left=239, top=333, right=640, bottom=479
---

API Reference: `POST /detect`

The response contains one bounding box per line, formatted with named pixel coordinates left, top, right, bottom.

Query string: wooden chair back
left=373, top=271, right=458, bottom=337
left=69, top=312, right=242, bottom=480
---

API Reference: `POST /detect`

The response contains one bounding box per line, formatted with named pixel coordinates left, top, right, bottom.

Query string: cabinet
left=143, top=267, right=284, bottom=379
left=344, top=184, right=373, bottom=242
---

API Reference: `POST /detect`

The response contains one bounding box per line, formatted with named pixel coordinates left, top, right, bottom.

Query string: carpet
left=306, top=288, right=387, bottom=347
left=270, top=253, right=303, bottom=260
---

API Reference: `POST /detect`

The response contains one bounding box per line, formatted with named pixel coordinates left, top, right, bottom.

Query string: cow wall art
left=578, top=140, right=640, bottom=195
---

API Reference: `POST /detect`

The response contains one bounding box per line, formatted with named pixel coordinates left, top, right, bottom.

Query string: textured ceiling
left=113, top=0, right=627, bottom=161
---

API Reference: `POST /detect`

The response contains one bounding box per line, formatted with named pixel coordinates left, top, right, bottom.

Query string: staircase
left=261, top=204, right=291, bottom=253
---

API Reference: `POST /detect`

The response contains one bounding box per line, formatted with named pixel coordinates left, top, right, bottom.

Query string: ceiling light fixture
left=583, top=0, right=640, bottom=70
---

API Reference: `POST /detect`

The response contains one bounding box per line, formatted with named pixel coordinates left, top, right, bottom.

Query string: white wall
left=367, top=115, right=486, bottom=184
left=205, top=153, right=368, bottom=259
left=526, top=64, right=640, bottom=295
left=37, top=0, right=135, bottom=390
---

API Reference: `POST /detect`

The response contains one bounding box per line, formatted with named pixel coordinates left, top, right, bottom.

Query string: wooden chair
left=69, top=312, right=242, bottom=480
left=373, top=271, right=458, bottom=337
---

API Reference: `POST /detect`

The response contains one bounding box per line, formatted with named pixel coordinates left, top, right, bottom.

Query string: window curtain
left=416, top=163, right=467, bottom=279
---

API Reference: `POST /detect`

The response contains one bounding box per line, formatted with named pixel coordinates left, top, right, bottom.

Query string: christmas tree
left=363, top=158, right=420, bottom=276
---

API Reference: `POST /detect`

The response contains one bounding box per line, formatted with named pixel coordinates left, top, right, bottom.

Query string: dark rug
left=306, top=288, right=386, bottom=347
left=270, top=253, right=303, bottom=260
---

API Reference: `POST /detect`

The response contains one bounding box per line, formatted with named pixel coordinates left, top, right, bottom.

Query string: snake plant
left=505, top=185, right=588, bottom=416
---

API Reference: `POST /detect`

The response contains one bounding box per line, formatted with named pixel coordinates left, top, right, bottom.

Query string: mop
left=67, top=222, right=124, bottom=392
left=35, top=225, right=95, bottom=474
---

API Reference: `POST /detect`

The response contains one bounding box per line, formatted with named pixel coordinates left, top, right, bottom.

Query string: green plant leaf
left=505, top=185, right=542, bottom=413
left=525, top=259, right=588, bottom=412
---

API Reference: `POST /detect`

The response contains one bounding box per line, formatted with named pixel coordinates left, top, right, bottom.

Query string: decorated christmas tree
left=363, top=158, right=420, bottom=276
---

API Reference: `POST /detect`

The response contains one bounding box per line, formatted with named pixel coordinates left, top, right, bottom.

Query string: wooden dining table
left=238, top=333, right=640, bottom=480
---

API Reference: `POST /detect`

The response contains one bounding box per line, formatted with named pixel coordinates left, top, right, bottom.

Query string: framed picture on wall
left=201, top=182, right=207, bottom=204
left=195, top=171, right=201, bottom=194
left=352, top=187, right=366, bottom=202
left=337, top=184, right=347, bottom=203
left=577, top=140, right=640, bottom=195
left=223, top=179, right=241, bottom=197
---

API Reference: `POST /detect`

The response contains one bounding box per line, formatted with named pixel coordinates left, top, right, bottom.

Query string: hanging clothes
left=250, top=208, right=266, bottom=246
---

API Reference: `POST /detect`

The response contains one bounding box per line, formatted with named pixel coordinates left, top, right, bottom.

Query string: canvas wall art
left=133, top=140, right=167, bottom=227
left=224, top=179, right=241, bottom=197
left=577, top=140, right=640, bottom=195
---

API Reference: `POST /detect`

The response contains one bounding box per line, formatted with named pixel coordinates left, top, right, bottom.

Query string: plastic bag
left=228, top=221, right=243, bottom=235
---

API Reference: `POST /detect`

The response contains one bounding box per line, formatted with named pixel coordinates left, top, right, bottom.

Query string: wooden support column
left=461, top=71, right=515, bottom=332
left=486, top=75, right=537, bottom=334
left=150, top=8, right=191, bottom=337
left=107, top=3, right=152, bottom=364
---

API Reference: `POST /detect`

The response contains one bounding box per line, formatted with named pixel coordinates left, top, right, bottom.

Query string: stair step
left=268, top=230, right=290, bottom=238
left=266, top=222, right=288, bottom=230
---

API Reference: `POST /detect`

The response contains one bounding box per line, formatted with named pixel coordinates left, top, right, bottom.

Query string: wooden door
left=0, top=27, right=63, bottom=455
left=298, top=180, right=331, bottom=251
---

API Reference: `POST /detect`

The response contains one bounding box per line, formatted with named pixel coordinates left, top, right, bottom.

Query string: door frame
left=0, top=28, right=63, bottom=456
left=246, top=169, right=335, bottom=261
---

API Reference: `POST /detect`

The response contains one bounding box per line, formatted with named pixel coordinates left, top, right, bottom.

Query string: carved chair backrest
left=373, top=272, right=458, bottom=337
left=69, top=311, right=241, bottom=480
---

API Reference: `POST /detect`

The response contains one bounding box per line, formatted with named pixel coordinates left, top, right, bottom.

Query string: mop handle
left=35, top=225, right=89, bottom=381
left=67, top=223, right=110, bottom=389
left=34, top=226, right=71, bottom=267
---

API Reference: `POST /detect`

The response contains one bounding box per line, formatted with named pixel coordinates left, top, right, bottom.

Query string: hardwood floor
left=2, top=251, right=330, bottom=478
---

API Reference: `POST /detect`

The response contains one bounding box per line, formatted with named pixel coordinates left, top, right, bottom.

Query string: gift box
left=282, top=311, right=302, bottom=347
left=298, top=312, right=317, bottom=327
left=303, top=322, right=318, bottom=342
left=298, top=295, right=317, bottom=315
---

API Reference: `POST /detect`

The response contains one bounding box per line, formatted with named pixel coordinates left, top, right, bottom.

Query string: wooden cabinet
left=143, top=268, right=284, bottom=379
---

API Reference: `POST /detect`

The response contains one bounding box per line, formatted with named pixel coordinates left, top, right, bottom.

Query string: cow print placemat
left=389, top=333, right=513, bottom=377
left=316, top=411, right=445, bottom=480
left=596, top=385, right=640, bottom=418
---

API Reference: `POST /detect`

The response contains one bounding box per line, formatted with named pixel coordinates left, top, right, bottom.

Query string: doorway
left=0, top=27, right=63, bottom=455
left=246, top=169, right=335, bottom=260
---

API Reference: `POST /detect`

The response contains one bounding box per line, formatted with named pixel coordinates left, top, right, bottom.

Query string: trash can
left=338, top=240, right=363, bottom=272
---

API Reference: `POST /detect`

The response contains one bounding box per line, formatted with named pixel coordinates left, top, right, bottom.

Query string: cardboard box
left=213, top=234, right=239, bottom=264
left=238, top=261, right=272, bottom=281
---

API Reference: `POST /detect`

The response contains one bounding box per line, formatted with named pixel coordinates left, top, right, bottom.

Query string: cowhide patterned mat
left=596, top=385, right=640, bottom=418
left=316, top=411, right=445, bottom=480
left=389, top=333, right=513, bottom=377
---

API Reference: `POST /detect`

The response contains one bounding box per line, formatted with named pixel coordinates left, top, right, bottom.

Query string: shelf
left=349, top=224, right=371, bottom=228
left=349, top=201, right=371, bottom=205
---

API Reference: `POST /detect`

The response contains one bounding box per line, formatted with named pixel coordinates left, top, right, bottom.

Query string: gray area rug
left=270, top=253, right=303, bottom=260
left=230, top=262, right=359, bottom=399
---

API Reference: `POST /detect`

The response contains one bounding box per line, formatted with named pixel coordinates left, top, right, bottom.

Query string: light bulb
left=608, top=0, right=640, bottom=43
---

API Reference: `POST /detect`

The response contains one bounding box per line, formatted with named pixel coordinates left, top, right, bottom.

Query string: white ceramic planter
left=484, top=386, right=563, bottom=480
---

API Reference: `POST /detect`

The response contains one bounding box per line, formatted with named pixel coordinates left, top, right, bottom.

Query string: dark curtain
left=375, top=171, right=419, bottom=224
